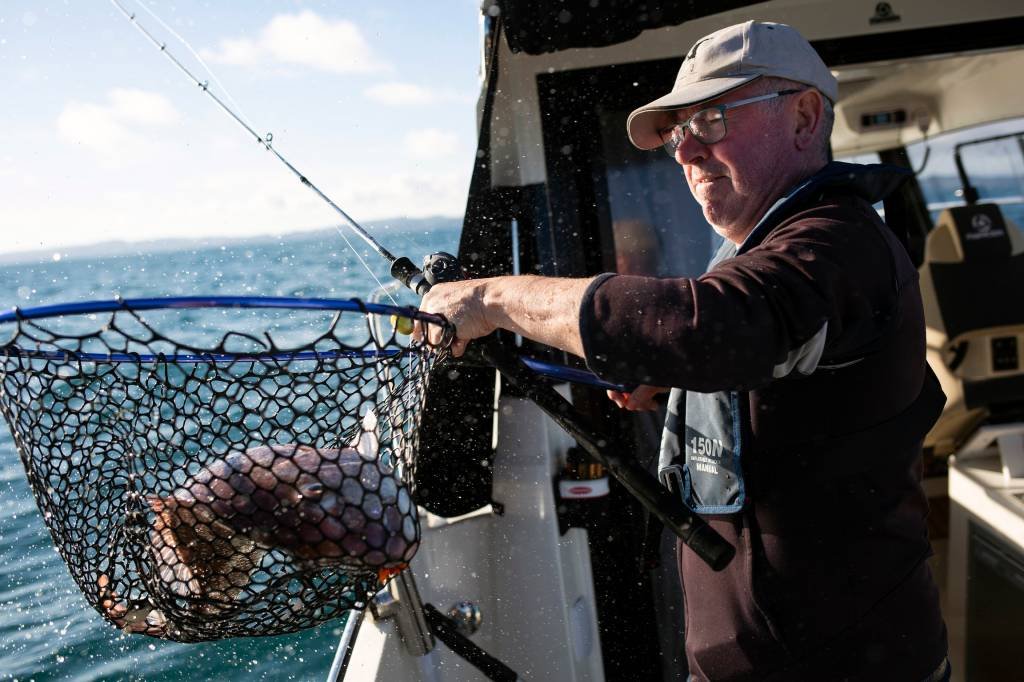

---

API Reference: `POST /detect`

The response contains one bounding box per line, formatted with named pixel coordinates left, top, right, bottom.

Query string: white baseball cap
left=627, top=21, right=838, bottom=150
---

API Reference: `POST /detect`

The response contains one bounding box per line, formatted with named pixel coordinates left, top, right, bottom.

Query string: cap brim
left=626, top=75, right=759, bottom=150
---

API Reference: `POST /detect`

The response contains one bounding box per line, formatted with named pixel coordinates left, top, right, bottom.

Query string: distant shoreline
left=0, top=216, right=463, bottom=267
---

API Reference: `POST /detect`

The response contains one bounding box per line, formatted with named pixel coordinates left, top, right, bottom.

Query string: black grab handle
left=424, top=604, right=518, bottom=682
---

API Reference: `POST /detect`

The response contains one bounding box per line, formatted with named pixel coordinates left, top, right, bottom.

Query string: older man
left=422, top=21, right=949, bottom=681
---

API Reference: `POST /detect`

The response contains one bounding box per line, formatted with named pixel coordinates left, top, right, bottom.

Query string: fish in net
left=0, top=297, right=452, bottom=641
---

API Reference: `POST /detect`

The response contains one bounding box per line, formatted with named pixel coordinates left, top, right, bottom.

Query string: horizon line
left=0, top=215, right=465, bottom=266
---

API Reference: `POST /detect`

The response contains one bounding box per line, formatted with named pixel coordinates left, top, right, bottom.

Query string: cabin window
left=537, top=61, right=724, bottom=280
left=904, top=121, right=1024, bottom=228
left=597, top=110, right=721, bottom=278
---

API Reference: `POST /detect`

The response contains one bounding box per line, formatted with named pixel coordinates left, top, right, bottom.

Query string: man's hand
left=416, top=275, right=593, bottom=359
left=417, top=280, right=496, bottom=357
left=607, top=385, right=669, bottom=411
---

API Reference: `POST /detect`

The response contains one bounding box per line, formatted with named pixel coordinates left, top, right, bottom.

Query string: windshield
left=908, top=121, right=1024, bottom=228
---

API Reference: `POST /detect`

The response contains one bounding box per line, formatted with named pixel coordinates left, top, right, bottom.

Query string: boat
left=330, top=2, right=1024, bottom=680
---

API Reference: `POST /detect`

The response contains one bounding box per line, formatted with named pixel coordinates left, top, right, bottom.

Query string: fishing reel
left=390, top=252, right=465, bottom=295
left=421, top=252, right=466, bottom=287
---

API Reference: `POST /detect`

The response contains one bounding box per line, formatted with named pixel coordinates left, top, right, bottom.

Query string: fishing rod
left=109, top=0, right=429, bottom=296
left=108, top=6, right=735, bottom=679
left=110, top=1, right=734, bottom=574
left=109, top=0, right=615, bottom=390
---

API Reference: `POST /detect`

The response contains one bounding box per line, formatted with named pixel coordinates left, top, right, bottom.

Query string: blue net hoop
left=0, top=296, right=453, bottom=641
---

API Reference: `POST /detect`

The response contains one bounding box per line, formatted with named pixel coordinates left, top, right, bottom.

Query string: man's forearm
left=481, top=275, right=594, bottom=358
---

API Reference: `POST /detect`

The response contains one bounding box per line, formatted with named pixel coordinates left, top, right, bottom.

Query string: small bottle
left=558, top=446, right=610, bottom=499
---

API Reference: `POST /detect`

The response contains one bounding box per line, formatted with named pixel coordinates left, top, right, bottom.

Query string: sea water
left=0, top=223, right=459, bottom=681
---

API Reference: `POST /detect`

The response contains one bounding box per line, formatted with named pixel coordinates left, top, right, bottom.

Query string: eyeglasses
left=660, top=89, right=803, bottom=155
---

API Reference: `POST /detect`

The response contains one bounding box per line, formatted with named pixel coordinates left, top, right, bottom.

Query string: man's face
left=667, top=83, right=795, bottom=243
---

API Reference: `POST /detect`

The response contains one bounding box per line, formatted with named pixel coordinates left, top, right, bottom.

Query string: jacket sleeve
left=578, top=202, right=904, bottom=392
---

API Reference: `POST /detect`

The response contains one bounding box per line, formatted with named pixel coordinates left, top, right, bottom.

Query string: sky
left=4, top=3, right=1024, bottom=259
left=0, top=1, right=482, bottom=256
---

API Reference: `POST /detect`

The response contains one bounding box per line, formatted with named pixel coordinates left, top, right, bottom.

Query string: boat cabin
left=344, top=2, right=1024, bottom=680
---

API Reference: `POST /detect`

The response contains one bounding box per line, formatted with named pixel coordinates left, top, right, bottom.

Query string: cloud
left=56, top=88, right=180, bottom=164
left=202, top=37, right=261, bottom=66
left=365, top=82, right=436, bottom=105
left=403, top=129, right=461, bottom=159
left=200, top=10, right=388, bottom=74
left=105, top=89, right=181, bottom=126
left=364, top=81, right=475, bottom=106
left=0, top=165, right=469, bottom=255
left=340, top=169, right=470, bottom=220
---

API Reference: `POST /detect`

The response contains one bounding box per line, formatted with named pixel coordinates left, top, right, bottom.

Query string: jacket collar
left=736, top=161, right=911, bottom=255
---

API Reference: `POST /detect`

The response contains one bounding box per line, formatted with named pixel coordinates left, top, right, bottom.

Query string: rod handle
left=683, top=521, right=736, bottom=572
left=477, top=339, right=734, bottom=571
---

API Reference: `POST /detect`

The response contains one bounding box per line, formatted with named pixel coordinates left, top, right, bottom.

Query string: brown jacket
left=580, top=163, right=948, bottom=680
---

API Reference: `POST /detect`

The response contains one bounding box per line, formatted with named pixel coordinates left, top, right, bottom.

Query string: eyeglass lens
left=664, top=108, right=726, bottom=154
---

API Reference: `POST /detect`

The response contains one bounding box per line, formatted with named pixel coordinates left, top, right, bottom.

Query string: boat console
left=341, top=3, right=1024, bottom=680
left=921, top=203, right=1024, bottom=681
left=948, top=438, right=1024, bottom=682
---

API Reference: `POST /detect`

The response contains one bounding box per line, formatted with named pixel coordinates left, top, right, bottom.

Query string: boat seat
left=920, top=203, right=1024, bottom=455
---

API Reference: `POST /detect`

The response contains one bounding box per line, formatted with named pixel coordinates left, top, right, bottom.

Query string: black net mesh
left=0, top=299, right=451, bottom=642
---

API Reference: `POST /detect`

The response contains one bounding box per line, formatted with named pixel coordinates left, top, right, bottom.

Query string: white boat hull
left=344, top=395, right=605, bottom=681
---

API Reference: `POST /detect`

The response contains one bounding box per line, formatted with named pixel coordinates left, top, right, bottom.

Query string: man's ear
left=792, top=89, right=824, bottom=152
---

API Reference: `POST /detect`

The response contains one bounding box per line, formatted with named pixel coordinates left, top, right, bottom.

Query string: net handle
left=0, top=347, right=405, bottom=364
left=0, top=296, right=446, bottom=327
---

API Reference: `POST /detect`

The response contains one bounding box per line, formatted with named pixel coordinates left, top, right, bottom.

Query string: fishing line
left=131, top=0, right=255, bottom=133
left=110, top=0, right=401, bottom=305
left=333, top=223, right=398, bottom=306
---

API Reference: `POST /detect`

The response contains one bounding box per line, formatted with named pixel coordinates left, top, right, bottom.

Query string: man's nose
left=675, top=129, right=708, bottom=165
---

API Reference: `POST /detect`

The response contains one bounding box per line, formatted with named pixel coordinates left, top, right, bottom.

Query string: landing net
left=0, top=296, right=452, bottom=642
